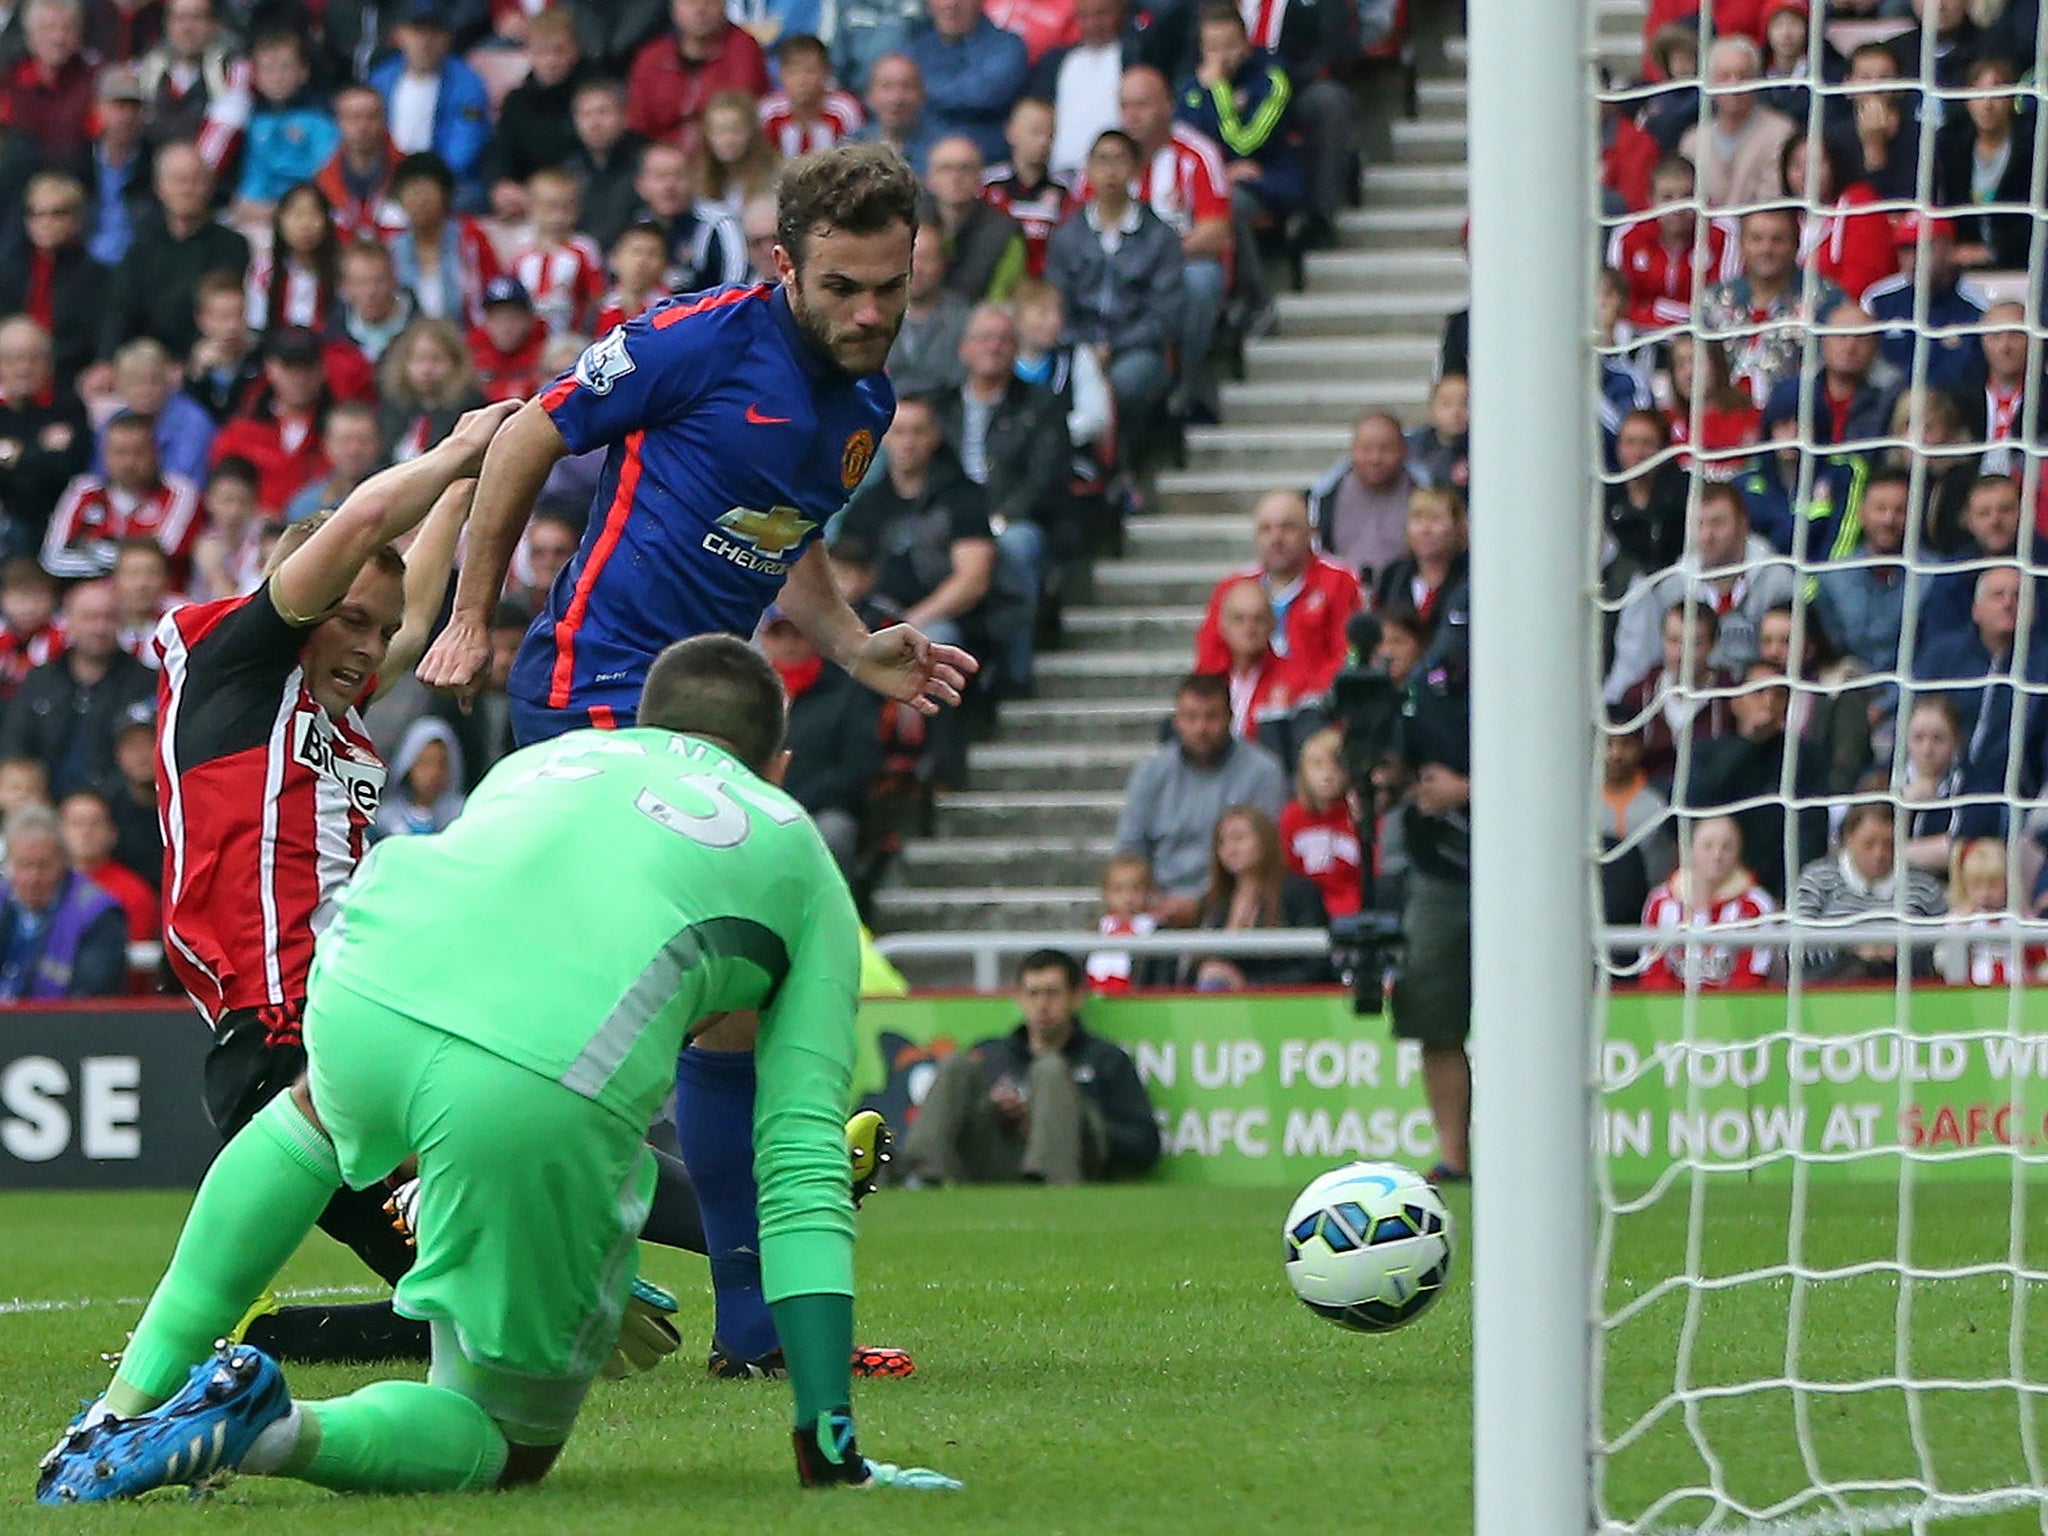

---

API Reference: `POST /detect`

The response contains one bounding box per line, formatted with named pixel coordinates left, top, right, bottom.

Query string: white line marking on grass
left=1657, top=1490, right=2045, bottom=1536
left=0, top=1284, right=385, bottom=1318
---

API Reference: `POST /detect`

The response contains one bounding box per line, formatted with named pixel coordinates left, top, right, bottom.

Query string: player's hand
left=846, top=624, right=978, bottom=716
left=602, top=1276, right=683, bottom=1379
left=794, top=1413, right=962, bottom=1491
left=417, top=613, right=490, bottom=704
left=444, top=399, right=524, bottom=475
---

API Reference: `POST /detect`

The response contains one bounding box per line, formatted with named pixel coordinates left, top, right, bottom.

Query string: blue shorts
left=509, top=697, right=637, bottom=748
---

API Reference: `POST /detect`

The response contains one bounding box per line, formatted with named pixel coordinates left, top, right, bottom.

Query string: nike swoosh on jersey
left=745, top=404, right=792, bottom=425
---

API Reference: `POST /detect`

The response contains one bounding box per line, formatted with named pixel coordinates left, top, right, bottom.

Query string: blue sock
left=673, top=1047, right=779, bottom=1361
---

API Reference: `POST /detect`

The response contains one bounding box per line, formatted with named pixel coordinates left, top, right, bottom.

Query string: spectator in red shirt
left=1195, top=487, right=1362, bottom=699
left=59, top=787, right=157, bottom=947
left=1664, top=333, right=1760, bottom=478
left=757, top=31, right=862, bottom=157
left=7, top=0, right=96, bottom=175
left=981, top=95, right=1068, bottom=278
left=1606, top=154, right=1736, bottom=330
left=467, top=276, right=547, bottom=403
left=1640, top=0, right=1764, bottom=81
left=314, top=84, right=405, bottom=244
left=626, top=0, right=771, bottom=147
left=1208, top=576, right=1312, bottom=746
left=43, top=410, right=199, bottom=578
left=1639, top=813, right=1777, bottom=991
left=1279, top=723, right=1361, bottom=919
left=0, top=558, right=64, bottom=700
left=206, top=324, right=331, bottom=514
left=511, top=167, right=607, bottom=335
left=1781, top=129, right=1895, bottom=308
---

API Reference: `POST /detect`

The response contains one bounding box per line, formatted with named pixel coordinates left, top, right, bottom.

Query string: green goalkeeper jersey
left=314, top=725, right=861, bottom=1300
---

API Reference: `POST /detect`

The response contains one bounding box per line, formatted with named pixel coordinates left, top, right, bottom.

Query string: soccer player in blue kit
left=417, top=144, right=973, bottom=1378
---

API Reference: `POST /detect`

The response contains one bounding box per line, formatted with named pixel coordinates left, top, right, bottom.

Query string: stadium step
left=1388, top=118, right=1469, bottom=164
left=1184, top=424, right=1350, bottom=476
left=1242, top=335, right=1440, bottom=388
left=1121, top=512, right=1243, bottom=560
left=1218, top=377, right=1423, bottom=427
left=896, top=837, right=1117, bottom=891
left=870, top=884, right=1102, bottom=934
left=1032, top=649, right=1190, bottom=700
left=1062, top=604, right=1210, bottom=652
left=1361, top=163, right=1467, bottom=206
left=933, top=790, right=1126, bottom=840
left=1270, top=290, right=1460, bottom=338
left=1152, top=468, right=1316, bottom=515
left=1302, top=249, right=1467, bottom=298
left=967, top=741, right=1151, bottom=792
left=996, top=699, right=1165, bottom=747
left=1089, top=557, right=1244, bottom=607
left=1413, top=79, right=1468, bottom=123
left=1336, top=204, right=1466, bottom=251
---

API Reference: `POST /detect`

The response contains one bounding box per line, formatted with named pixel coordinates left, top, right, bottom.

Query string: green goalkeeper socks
left=269, top=1382, right=507, bottom=1492
left=108, top=1093, right=342, bottom=1415
left=770, top=1291, right=856, bottom=1427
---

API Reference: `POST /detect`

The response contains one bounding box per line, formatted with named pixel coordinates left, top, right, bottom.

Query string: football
left=1282, top=1161, right=1454, bottom=1333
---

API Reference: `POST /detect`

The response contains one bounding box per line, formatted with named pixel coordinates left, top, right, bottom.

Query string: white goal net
left=1583, top=2, right=2048, bottom=1531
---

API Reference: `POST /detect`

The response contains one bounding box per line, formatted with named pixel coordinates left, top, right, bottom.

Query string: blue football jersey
left=508, top=282, right=893, bottom=720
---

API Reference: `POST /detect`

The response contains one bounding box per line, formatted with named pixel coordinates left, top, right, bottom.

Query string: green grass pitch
left=4, top=1180, right=2048, bottom=1533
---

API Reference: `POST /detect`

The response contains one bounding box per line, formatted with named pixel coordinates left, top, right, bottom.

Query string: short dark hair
left=775, top=31, right=828, bottom=66
left=0, top=557, right=54, bottom=595
left=112, top=536, right=169, bottom=569
left=250, top=28, right=305, bottom=62
left=1698, top=480, right=1748, bottom=519
left=1017, top=948, right=1084, bottom=990
left=103, top=412, right=154, bottom=440
left=1670, top=599, right=1721, bottom=640
left=1090, top=128, right=1140, bottom=162
left=612, top=219, right=669, bottom=254
left=775, top=143, right=920, bottom=270
left=1176, top=671, right=1230, bottom=708
left=1196, top=0, right=1246, bottom=30
left=209, top=456, right=260, bottom=494
left=391, top=152, right=454, bottom=199
left=638, top=634, right=788, bottom=773
left=1863, top=465, right=1913, bottom=498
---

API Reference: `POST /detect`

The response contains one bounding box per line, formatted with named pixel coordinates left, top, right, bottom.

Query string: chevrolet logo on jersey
left=704, top=504, right=817, bottom=574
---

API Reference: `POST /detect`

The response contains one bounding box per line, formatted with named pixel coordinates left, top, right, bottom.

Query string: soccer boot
left=847, top=1110, right=891, bottom=1206
left=602, top=1277, right=683, bottom=1379
left=36, top=1342, right=289, bottom=1505
left=708, top=1339, right=918, bottom=1380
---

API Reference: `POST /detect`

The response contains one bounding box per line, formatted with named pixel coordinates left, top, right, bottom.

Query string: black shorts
left=204, top=1006, right=417, bottom=1286
left=1389, top=870, right=1473, bottom=1048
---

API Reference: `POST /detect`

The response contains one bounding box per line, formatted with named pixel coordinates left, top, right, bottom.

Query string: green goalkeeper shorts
left=303, top=980, right=655, bottom=1444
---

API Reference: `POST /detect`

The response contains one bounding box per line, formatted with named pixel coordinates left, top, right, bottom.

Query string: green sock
left=769, top=1292, right=855, bottom=1428
left=108, top=1093, right=342, bottom=1415
left=286, top=1382, right=507, bottom=1492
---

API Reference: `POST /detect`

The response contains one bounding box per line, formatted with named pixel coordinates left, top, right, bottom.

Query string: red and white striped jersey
left=1605, top=215, right=1740, bottom=329
left=982, top=164, right=1073, bottom=275
left=155, top=589, right=386, bottom=1028
left=43, top=473, right=201, bottom=580
left=1639, top=879, right=1777, bottom=990
left=757, top=90, right=863, bottom=157
left=1944, top=913, right=2045, bottom=987
left=244, top=256, right=330, bottom=333
left=513, top=235, right=608, bottom=336
left=1140, top=125, right=1231, bottom=238
left=0, top=619, right=64, bottom=699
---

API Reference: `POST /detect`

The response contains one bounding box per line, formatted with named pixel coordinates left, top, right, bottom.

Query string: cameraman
left=1388, top=605, right=1472, bottom=1187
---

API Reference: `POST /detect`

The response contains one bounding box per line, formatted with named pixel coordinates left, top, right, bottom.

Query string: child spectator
left=372, top=716, right=466, bottom=840
left=1605, top=155, right=1736, bottom=331
left=468, top=278, right=549, bottom=404
left=187, top=457, right=263, bottom=602
left=695, top=89, right=780, bottom=220
left=981, top=96, right=1068, bottom=278
left=1939, top=837, right=2044, bottom=986
left=206, top=326, right=331, bottom=515
left=486, top=7, right=589, bottom=220
left=184, top=271, right=263, bottom=425
left=1406, top=374, right=1469, bottom=492
left=282, top=400, right=386, bottom=524
left=1085, top=852, right=1158, bottom=994
left=0, top=756, right=51, bottom=825
left=45, top=414, right=201, bottom=581
left=1615, top=600, right=1734, bottom=789
left=1011, top=277, right=1112, bottom=514
left=247, top=182, right=341, bottom=335
left=0, top=560, right=64, bottom=701
left=377, top=318, right=485, bottom=462
left=1640, top=815, right=1777, bottom=990
left=1186, top=803, right=1331, bottom=991
left=758, top=33, right=863, bottom=156
left=110, top=538, right=177, bottom=664
left=1280, top=725, right=1362, bottom=919
left=1895, top=696, right=1964, bottom=875
left=594, top=222, right=674, bottom=335
left=235, top=31, right=340, bottom=213
left=513, top=169, right=608, bottom=336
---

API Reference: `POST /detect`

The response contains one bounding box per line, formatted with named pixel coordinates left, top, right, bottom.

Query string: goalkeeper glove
left=792, top=1410, right=961, bottom=1491
left=602, top=1277, right=684, bottom=1379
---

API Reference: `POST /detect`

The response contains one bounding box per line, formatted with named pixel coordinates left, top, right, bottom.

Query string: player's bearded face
left=781, top=223, right=914, bottom=376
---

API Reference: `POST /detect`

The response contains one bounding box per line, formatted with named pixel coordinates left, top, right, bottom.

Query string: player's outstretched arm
left=418, top=398, right=569, bottom=701
left=778, top=544, right=978, bottom=716
left=272, top=402, right=519, bottom=625
left=374, top=477, right=476, bottom=701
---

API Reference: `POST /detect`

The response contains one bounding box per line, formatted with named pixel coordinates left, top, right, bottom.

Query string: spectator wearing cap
left=1044, top=129, right=1184, bottom=463
left=1938, top=53, right=2036, bottom=272
left=758, top=604, right=883, bottom=879
left=1861, top=215, right=1984, bottom=390
left=626, top=0, right=770, bottom=147
left=134, top=0, right=251, bottom=176
left=370, top=2, right=492, bottom=211
left=43, top=411, right=199, bottom=580
left=315, top=85, right=406, bottom=245
left=1, top=578, right=154, bottom=801
left=1309, top=410, right=1415, bottom=589
left=1195, top=488, right=1361, bottom=702
left=849, top=52, right=939, bottom=175
left=5, top=0, right=94, bottom=175
left=1677, top=35, right=1794, bottom=212
left=924, top=134, right=1026, bottom=303
left=390, top=151, right=502, bottom=326
left=86, top=63, right=153, bottom=268
left=281, top=399, right=384, bottom=524
left=631, top=140, right=748, bottom=291
left=99, top=143, right=250, bottom=374
left=564, top=78, right=646, bottom=252
left=0, top=318, right=92, bottom=562
left=206, top=326, right=331, bottom=514
left=1698, top=206, right=1842, bottom=404
left=887, top=222, right=970, bottom=395
left=234, top=29, right=339, bottom=214
left=0, top=802, right=129, bottom=1002
left=469, top=277, right=548, bottom=404
left=0, top=172, right=106, bottom=391
left=905, top=0, right=1029, bottom=166
left=484, top=6, right=591, bottom=222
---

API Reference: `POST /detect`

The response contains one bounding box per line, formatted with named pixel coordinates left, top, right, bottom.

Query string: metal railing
left=872, top=928, right=1333, bottom=993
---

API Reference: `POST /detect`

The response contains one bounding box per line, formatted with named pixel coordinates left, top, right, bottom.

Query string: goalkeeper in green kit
left=36, top=635, right=958, bottom=1502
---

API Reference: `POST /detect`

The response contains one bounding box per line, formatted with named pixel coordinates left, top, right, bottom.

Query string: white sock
left=237, top=1405, right=304, bottom=1476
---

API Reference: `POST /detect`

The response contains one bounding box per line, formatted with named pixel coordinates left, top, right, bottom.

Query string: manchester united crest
left=841, top=428, right=876, bottom=489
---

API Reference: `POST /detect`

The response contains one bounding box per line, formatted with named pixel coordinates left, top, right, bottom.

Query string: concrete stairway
left=874, top=0, right=1648, bottom=985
